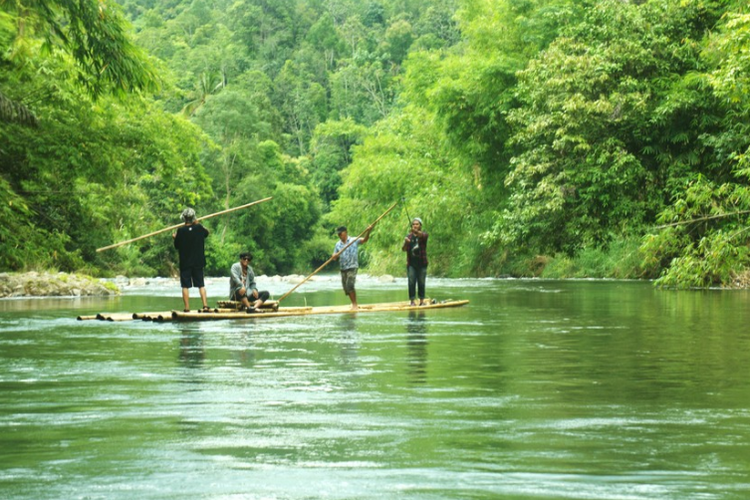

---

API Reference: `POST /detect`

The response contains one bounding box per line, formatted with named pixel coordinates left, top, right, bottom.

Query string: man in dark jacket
left=173, top=208, right=210, bottom=312
left=402, top=217, right=428, bottom=306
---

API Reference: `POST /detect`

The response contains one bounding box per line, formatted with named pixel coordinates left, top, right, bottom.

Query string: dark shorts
left=180, top=267, right=205, bottom=288
left=232, top=289, right=270, bottom=302
left=340, top=268, right=357, bottom=294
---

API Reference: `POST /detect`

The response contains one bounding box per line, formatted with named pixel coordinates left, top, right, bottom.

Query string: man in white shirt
left=332, top=225, right=371, bottom=310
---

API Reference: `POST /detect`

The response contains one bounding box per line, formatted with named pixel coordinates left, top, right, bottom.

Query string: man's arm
left=229, top=264, right=244, bottom=292
left=402, top=234, right=411, bottom=252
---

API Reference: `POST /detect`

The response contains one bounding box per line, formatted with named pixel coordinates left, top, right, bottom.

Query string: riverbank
left=0, top=272, right=398, bottom=298
left=0, top=272, right=119, bottom=298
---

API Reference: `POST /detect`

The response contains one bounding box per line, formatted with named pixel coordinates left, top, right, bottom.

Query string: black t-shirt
left=173, top=224, right=209, bottom=269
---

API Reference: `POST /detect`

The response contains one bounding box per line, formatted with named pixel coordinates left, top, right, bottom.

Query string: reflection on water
left=406, top=310, right=428, bottom=384
left=236, top=330, right=257, bottom=368
left=178, top=327, right=205, bottom=370
left=336, top=314, right=359, bottom=368
left=1, top=280, right=750, bottom=500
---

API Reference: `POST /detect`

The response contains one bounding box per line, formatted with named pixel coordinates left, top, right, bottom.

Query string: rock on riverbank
left=0, top=272, right=119, bottom=298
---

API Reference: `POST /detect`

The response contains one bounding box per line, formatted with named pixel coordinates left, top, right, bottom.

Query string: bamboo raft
left=77, top=299, right=469, bottom=322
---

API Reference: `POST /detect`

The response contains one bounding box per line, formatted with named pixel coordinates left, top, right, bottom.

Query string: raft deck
left=79, top=299, right=468, bottom=322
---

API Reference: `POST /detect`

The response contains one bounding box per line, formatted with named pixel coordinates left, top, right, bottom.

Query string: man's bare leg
left=239, top=296, right=253, bottom=311
left=199, top=287, right=209, bottom=309
left=182, top=288, right=190, bottom=311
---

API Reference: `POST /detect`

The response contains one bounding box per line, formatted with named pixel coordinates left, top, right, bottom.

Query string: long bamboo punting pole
left=276, top=201, right=399, bottom=304
left=96, top=197, right=273, bottom=252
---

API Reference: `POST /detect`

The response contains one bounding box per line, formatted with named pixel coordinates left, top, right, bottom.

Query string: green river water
left=1, top=277, right=749, bottom=499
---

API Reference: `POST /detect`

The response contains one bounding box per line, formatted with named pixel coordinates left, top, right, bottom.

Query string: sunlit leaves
left=704, top=13, right=750, bottom=107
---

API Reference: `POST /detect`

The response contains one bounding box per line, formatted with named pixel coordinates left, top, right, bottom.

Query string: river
left=1, top=277, right=749, bottom=499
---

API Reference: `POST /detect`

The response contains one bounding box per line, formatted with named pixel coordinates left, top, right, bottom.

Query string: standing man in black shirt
left=173, top=208, right=210, bottom=312
left=402, top=217, right=429, bottom=306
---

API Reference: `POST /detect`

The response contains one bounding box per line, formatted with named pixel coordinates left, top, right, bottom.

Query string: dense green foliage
left=2, top=0, right=750, bottom=287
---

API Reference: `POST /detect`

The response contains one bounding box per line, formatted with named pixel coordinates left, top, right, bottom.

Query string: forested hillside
left=2, top=0, right=750, bottom=288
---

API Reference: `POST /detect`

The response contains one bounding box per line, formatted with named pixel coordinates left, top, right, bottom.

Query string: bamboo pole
left=652, top=209, right=750, bottom=229
left=96, top=197, right=273, bottom=252
left=276, top=201, right=400, bottom=304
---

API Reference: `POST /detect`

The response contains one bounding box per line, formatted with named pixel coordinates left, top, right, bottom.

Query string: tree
left=641, top=10, right=750, bottom=287
left=499, top=0, right=723, bottom=256
left=221, top=140, right=321, bottom=274
left=329, top=107, right=483, bottom=276
left=309, top=118, right=368, bottom=207
left=1, top=0, right=167, bottom=272
left=226, top=0, right=299, bottom=76
left=274, top=60, right=328, bottom=155
left=181, top=71, right=225, bottom=116
left=306, top=13, right=343, bottom=70
left=413, top=3, right=459, bottom=49
left=382, top=19, right=414, bottom=65
left=1, top=0, right=158, bottom=100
